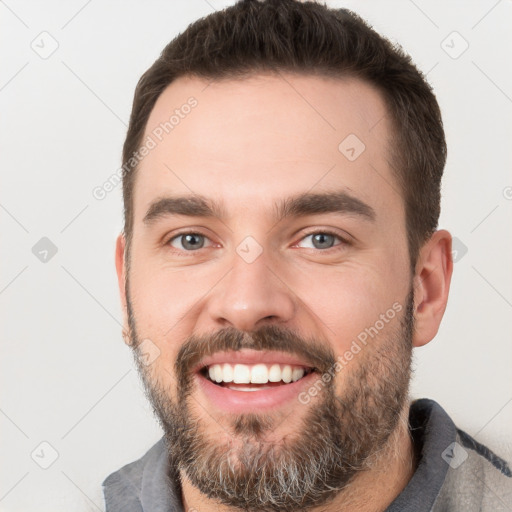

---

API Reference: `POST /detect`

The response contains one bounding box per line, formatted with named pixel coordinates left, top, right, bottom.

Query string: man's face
left=120, top=73, right=414, bottom=510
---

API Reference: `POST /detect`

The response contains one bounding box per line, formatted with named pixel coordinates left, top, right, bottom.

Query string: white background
left=1, top=1, right=511, bottom=510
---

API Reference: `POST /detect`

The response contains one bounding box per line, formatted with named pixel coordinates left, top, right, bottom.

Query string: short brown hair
left=122, top=0, right=446, bottom=271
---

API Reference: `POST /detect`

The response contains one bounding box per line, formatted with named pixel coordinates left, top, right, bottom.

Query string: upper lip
left=194, top=350, right=316, bottom=373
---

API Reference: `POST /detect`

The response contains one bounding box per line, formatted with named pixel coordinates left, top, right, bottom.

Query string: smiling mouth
left=199, top=363, right=316, bottom=391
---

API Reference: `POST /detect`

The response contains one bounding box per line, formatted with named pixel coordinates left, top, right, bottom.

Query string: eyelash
left=296, top=229, right=350, bottom=250
left=164, top=229, right=350, bottom=254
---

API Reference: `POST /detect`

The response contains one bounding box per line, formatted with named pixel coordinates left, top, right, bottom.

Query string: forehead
left=134, top=72, right=400, bottom=224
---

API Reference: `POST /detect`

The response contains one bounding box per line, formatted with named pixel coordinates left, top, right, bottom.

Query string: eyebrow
left=142, top=190, right=376, bottom=226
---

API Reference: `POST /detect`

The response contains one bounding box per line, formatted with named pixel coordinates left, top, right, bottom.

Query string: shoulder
left=389, top=398, right=512, bottom=512
left=433, top=425, right=512, bottom=511
left=102, top=439, right=168, bottom=512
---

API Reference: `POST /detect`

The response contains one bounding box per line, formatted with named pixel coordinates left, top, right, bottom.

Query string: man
left=103, top=0, right=512, bottom=510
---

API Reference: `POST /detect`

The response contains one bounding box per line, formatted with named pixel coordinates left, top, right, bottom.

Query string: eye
left=296, top=231, right=346, bottom=250
left=168, top=232, right=212, bottom=251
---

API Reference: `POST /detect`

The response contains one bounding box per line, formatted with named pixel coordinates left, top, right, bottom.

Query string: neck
left=180, top=403, right=417, bottom=512
left=315, top=405, right=417, bottom=512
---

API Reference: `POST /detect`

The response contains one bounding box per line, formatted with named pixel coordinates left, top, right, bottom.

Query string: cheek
left=128, top=258, right=226, bottom=375
left=127, top=267, right=180, bottom=363
left=282, top=259, right=407, bottom=351
left=129, top=260, right=213, bottom=329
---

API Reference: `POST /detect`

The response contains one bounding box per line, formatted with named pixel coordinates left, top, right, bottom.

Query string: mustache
left=175, top=324, right=336, bottom=392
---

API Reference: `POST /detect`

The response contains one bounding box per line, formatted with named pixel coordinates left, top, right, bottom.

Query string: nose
left=204, top=247, right=297, bottom=332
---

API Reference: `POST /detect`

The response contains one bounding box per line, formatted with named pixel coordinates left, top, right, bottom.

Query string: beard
left=127, top=286, right=414, bottom=512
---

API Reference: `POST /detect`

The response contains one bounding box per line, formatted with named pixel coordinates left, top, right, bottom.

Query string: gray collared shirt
left=103, top=399, right=512, bottom=511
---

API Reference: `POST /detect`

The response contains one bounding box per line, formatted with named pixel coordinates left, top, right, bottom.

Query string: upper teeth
left=207, top=363, right=306, bottom=384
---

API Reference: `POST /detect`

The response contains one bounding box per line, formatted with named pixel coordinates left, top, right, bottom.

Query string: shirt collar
left=104, top=398, right=455, bottom=512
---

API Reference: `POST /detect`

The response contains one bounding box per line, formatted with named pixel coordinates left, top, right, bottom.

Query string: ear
left=412, top=229, right=453, bottom=348
left=115, top=233, right=130, bottom=344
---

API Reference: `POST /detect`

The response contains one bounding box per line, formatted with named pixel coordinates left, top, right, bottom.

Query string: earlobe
left=412, top=230, right=453, bottom=348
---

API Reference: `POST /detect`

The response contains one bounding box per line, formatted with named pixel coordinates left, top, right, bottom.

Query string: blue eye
left=298, top=232, right=344, bottom=250
left=165, top=230, right=347, bottom=254
left=169, top=233, right=210, bottom=251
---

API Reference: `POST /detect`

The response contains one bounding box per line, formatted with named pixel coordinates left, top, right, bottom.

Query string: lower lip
left=195, top=371, right=318, bottom=413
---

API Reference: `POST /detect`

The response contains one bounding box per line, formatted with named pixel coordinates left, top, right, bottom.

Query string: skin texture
left=115, top=73, right=453, bottom=511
